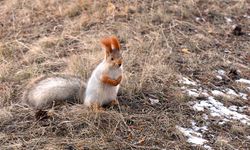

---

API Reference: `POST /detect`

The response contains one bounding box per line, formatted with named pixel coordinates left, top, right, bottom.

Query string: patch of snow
left=243, top=15, right=250, bottom=19
left=236, top=78, right=250, bottom=85
left=204, top=145, right=213, bottom=150
left=218, top=118, right=230, bottom=125
left=223, top=48, right=232, bottom=53
left=225, top=17, right=232, bottom=23
left=177, top=120, right=210, bottom=147
left=211, top=88, right=248, bottom=100
left=193, top=96, right=250, bottom=125
left=201, top=91, right=210, bottom=97
left=193, top=125, right=208, bottom=133
left=203, top=114, right=208, bottom=120
left=185, top=88, right=210, bottom=98
left=222, top=88, right=248, bottom=100
left=239, top=92, right=248, bottom=100
left=191, top=120, right=196, bottom=126
left=228, top=106, right=237, bottom=111
left=192, top=89, right=198, bottom=92
left=211, top=90, right=225, bottom=97
left=187, top=136, right=207, bottom=145
left=238, top=106, right=247, bottom=113
left=217, top=70, right=225, bottom=76
left=193, top=100, right=211, bottom=111
left=187, top=89, right=199, bottom=97
left=225, top=88, right=238, bottom=97
left=195, top=17, right=201, bottom=21
left=195, top=17, right=205, bottom=22
left=177, top=126, right=207, bottom=145
left=218, top=120, right=226, bottom=125
left=216, top=75, right=222, bottom=80
left=149, top=98, right=159, bottom=105
left=180, top=77, right=197, bottom=86
left=181, top=86, right=186, bottom=90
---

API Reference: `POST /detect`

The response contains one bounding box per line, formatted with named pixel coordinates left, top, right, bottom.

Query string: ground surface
left=0, top=0, right=250, bottom=149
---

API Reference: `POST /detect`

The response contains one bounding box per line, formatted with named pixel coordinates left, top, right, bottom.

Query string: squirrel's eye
left=111, top=58, right=114, bottom=61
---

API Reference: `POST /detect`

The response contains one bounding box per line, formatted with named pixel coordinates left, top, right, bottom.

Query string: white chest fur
left=84, top=62, right=122, bottom=107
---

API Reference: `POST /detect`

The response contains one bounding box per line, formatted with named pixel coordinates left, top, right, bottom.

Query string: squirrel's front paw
left=110, top=99, right=119, bottom=106
left=90, top=102, right=105, bottom=112
left=116, top=76, right=122, bottom=84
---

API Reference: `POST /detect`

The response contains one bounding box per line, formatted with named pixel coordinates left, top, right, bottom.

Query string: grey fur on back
left=22, top=75, right=86, bottom=109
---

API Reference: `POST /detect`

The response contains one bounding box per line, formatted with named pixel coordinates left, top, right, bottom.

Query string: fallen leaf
left=127, top=133, right=133, bottom=141
left=181, top=48, right=191, bottom=54
left=107, top=2, right=116, bottom=14
left=207, top=27, right=213, bottom=33
left=137, top=137, right=146, bottom=145
left=149, top=98, right=159, bottom=105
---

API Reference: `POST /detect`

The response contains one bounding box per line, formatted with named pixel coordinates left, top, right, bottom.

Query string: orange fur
left=110, top=36, right=120, bottom=50
left=110, top=99, right=119, bottom=106
left=100, top=36, right=120, bottom=53
left=101, top=37, right=112, bottom=53
left=90, top=102, right=105, bottom=111
left=116, top=59, right=122, bottom=66
left=101, top=74, right=122, bottom=86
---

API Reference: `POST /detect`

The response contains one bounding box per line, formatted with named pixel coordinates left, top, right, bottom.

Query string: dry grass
left=0, top=0, right=250, bottom=149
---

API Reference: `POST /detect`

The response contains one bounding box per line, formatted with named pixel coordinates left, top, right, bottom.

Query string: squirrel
left=21, top=36, right=123, bottom=110
left=84, top=36, right=123, bottom=109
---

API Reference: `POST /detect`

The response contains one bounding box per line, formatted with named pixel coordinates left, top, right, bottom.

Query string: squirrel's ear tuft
left=110, top=36, right=120, bottom=50
left=100, top=37, right=112, bottom=54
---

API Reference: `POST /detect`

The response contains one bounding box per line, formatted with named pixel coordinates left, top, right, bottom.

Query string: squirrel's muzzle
left=117, top=59, right=122, bottom=67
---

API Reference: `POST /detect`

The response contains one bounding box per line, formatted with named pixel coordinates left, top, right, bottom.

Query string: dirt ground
left=0, top=0, right=250, bottom=149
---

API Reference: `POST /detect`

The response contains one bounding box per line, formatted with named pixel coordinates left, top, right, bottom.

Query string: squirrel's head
left=101, top=36, right=122, bottom=68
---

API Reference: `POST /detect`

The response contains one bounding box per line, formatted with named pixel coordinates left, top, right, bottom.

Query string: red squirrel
left=22, top=36, right=123, bottom=110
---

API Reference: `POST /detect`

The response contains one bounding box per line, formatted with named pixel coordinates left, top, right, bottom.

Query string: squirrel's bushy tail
left=22, top=75, right=86, bottom=109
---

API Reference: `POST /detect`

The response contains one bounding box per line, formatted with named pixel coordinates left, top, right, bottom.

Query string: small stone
left=232, top=25, right=244, bottom=36
left=152, top=15, right=162, bottom=25
left=228, top=68, right=241, bottom=80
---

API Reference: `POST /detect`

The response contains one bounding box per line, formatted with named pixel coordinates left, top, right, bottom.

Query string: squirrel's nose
left=118, top=63, right=122, bottom=67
